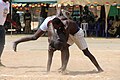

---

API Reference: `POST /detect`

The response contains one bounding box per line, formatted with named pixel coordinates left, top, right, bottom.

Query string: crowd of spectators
left=71, top=5, right=120, bottom=38
left=4, top=5, right=120, bottom=38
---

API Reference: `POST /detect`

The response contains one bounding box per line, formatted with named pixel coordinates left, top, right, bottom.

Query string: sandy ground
left=0, top=35, right=120, bottom=80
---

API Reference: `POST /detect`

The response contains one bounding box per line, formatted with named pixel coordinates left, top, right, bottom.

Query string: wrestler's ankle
left=98, top=68, right=104, bottom=72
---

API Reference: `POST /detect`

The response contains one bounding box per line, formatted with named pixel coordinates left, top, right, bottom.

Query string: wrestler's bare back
left=62, top=20, right=80, bottom=36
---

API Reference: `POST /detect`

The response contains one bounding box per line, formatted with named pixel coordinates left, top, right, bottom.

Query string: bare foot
left=58, top=67, right=62, bottom=72
left=98, top=68, right=104, bottom=73
left=58, top=68, right=69, bottom=75
left=0, top=62, right=5, bottom=67
left=13, top=42, right=18, bottom=52
left=59, top=70, right=69, bottom=75
left=58, top=67, right=63, bottom=73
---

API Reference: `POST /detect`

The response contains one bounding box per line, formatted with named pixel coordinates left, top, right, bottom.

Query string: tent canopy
left=58, top=0, right=120, bottom=5
left=12, top=0, right=57, bottom=3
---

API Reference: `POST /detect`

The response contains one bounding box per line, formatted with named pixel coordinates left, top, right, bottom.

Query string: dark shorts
left=0, top=25, right=5, bottom=45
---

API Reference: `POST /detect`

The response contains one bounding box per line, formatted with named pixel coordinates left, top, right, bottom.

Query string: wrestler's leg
left=59, top=45, right=69, bottom=74
left=82, top=48, right=103, bottom=72
left=47, top=48, right=54, bottom=72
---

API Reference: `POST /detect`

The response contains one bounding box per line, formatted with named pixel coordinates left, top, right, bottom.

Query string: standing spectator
left=99, top=5, right=106, bottom=37
left=12, top=8, right=21, bottom=33
left=0, top=0, right=10, bottom=66
left=24, top=9, right=31, bottom=34
left=38, top=4, right=49, bottom=29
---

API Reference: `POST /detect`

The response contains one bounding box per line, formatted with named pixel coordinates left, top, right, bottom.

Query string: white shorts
left=67, top=28, right=88, bottom=50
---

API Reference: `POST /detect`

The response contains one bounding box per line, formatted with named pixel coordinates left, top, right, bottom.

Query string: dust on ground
left=0, top=35, right=120, bottom=80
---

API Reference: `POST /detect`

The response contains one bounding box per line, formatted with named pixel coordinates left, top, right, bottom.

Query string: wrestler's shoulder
left=47, top=15, right=56, bottom=19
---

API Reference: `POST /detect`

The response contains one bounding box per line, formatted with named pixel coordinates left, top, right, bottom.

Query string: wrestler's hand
left=13, top=42, right=18, bottom=52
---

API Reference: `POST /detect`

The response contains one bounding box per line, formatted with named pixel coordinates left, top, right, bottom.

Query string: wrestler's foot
left=58, top=68, right=69, bottom=75
left=13, top=42, right=18, bottom=52
left=0, top=62, right=5, bottom=67
left=98, top=68, right=104, bottom=72
left=58, top=67, right=62, bottom=71
left=58, top=70, right=69, bottom=75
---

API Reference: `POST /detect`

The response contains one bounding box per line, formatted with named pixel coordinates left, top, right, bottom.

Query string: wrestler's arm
left=13, top=16, right=52, bottom=52
left=64, top=20, right=70, bottom=41
left=13, top=29, right=45, bottom=52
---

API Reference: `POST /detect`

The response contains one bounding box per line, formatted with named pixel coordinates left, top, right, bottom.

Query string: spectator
left=12, top=8, right=21, bottom=33
left=24, top=9, right=31, bottom=34
left=0, top=0, right=10, bottom=66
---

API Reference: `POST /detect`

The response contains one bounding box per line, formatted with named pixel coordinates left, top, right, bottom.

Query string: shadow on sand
left=6, top=65, right=45, bottom=69
left=68, top=70, right=99, bottom=76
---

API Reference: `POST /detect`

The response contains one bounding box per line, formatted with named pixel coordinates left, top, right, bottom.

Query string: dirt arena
left=0, top=35, right=120, bottom=80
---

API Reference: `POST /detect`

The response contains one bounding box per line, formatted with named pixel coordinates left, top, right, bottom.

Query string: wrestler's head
left=52, top=17, right=64, bottom=29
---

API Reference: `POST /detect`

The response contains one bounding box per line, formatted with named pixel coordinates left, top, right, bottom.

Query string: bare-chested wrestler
left=47, top=20, right=69, bottom=73
left=13, top=9, right=70, bottom=74
left=51, top=17, right=103, bottom=72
